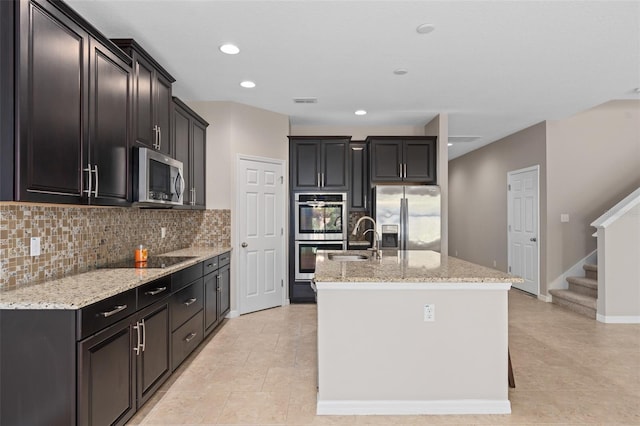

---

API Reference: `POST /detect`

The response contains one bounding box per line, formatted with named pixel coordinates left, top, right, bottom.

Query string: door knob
left=241, top=242, right=248, bottom=248
left=530, top=237, right=537, bottom=242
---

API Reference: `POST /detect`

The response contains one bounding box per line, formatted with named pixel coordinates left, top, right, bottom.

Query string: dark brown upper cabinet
left=111, top=39, right=175, bottom=157
left=368, top=136, right=437, bottom=184
left=349, top=141, right=369, bottom=212
left=2, top=0, right=132, bottom=205
left=289, top=136, right=350, bottom=191
left=172, top=97, right=208, bottom=209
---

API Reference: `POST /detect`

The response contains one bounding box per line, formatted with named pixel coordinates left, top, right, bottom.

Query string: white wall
left=290, top=124, right=425, bottom=140
left=186, top=100, right=290, bottom=311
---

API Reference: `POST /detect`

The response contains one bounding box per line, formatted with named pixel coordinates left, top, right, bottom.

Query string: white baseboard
left=225, top=310, right=240, bottom=319
left=283, top=299, right=291, bottom=306
left=316, top=399, right=511, bottom=415
left=597, top=314, right=640, bottom=324
left=547, top=250, right=597, bottom=291
left=538, top=294, right=552, bottom=303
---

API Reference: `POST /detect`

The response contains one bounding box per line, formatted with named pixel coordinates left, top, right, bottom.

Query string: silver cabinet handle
left=140, top=318, right=146, bottom=352
left=157, top=126, right=162, bottom=150
left=317, top=173, right=321, bottom=187
left=241, top=242, right=248, bottom=248
left=84, top=163, right=93, bottom=196
left=144, top=286, right=167, bottom=296
left=322, top=173, right=325, bottom=187
left=99, top=304, right=127, bottom=318
left=216, top=274, right=221, bottom=292
left=93, top=165, right=99, bottom=197
left=133, top=320, right=141, bottom=355
left=184, top=332, right=197, bottom=343
left=530, top=237, right=537, bottom=242
left=153, top=125, right=158, bottom=149
left=403, top=163, right=407, bottom=178
left=184, top=297, right=197, bottom=306
left=364, top=194, right=367, bottom=209
left=191, top=188, right=196, bottom=206
left=398, top=163, right=402, bottom=178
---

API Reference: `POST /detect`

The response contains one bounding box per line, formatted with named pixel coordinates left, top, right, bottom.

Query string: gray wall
left=449, top=122, right=547, bottom=291
left=546, top=100, right=640, bottom=287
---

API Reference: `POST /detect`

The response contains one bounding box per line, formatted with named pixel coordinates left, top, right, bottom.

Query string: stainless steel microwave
left=133, top=147, right=184, bottom=207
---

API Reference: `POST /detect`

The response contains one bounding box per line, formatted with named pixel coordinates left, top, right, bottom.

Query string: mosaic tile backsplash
left=0, top=204, right=230, bottom=288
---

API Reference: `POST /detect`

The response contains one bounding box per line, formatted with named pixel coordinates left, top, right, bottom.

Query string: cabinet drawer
left=171, top=310, right=203, bottom=371
left=218, top=251, right=231, bottom=267
left=137, top=275, right=171, bottom=309
left=78, top=289, right=136, bottom=339
left=171, top=262, right=203, bottom=292
left=203, top=256, right=218, bottom=276
left=171, top=278, right=203, bottom=331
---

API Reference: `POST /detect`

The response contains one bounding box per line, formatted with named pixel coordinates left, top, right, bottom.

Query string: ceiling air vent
left=448, top=136, right=481, bottom=143
left=293, top=97, right=318, bottom=104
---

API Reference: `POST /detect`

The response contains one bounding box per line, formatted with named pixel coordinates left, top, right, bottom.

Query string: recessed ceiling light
left=219, top=44, right=240, bottom=55
left=394, top=68, right=409, bottom=75
left=240, top=80, right=256, bottom=88
left=447, top=143, right=453, bottom=147
left=355, top=110, right=367, bottom=116
left=416, top=23, right=435, bottom=34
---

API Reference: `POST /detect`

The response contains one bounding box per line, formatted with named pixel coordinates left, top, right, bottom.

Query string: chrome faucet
left=352, top=216, right=380, bottom=257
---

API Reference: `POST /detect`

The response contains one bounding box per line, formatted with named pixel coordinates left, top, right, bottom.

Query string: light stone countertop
left=0, top=246, right=232, bottom=310
left=314, top=250, right=524, bottom=287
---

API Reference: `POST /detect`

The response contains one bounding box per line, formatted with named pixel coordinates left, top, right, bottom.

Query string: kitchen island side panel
left=0, top=309, right=77, bottom=426
left=317, top=287, right=509, bottom=411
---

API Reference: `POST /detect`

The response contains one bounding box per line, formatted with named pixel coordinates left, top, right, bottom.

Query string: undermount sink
left=328, top=253, right=369, bottom=261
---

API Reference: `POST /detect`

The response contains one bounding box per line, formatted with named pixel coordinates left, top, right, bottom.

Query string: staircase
left=549, top=263, right=598, bottom=318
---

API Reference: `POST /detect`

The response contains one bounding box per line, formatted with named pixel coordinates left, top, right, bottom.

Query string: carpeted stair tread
left=583, top=263, right=598, bottom=272
left=549, top=289, right=597, bottom=310
left=566, top=276, right=598, bottom=290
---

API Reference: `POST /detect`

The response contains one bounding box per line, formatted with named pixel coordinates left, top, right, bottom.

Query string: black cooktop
left=102, top=256, right=197, bottom=269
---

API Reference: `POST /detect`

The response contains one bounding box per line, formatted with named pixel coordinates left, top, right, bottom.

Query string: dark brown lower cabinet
left=204, top=254, right=231, bottom=336
left=78, top=300, right=171, bottom=426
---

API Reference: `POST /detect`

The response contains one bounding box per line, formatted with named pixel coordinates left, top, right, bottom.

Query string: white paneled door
left=508, top=166, right=539, bottom=295
left=238, top=156, right=285, bottom=314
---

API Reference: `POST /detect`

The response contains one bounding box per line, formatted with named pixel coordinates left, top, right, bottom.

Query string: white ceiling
left=67, top=0, right=640, bottom=159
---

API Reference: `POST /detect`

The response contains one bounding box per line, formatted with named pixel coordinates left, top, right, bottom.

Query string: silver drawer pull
left=99, top=304, right=127, bottom=318
left=184, top=332, right=197, bottom=343
left=183, top=298, right=197, bottom=307
left=206, top=263, right=214, bottom=268
left=145, top=286, right=167, bottom=296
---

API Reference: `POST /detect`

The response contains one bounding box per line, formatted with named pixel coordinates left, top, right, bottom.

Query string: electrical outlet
left=455, top=250, right=458, bottom=256
left=30, top=237, right=41, bottom=256
left=493, top=260, right=497, bottom=267
left=423, top=304, right=435, bottom=322
left=560, top=214, right=570, bottom=223
left=161, top=227, right=166, bottom=238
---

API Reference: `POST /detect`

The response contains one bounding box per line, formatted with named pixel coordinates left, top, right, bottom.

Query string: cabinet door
left=172, top=104, right=191, bottom=205
left=403, top=138, right=436, bottom=183
left=88, top=38, right=131, bottom=206
left=155, top=74, right=172, bottom=156
left=370, top=140, right=402, bottom=183
left=322, top=140, right=348, bottom=189
left=218, top=264, right=231, bottom=320
left=78, top=318, right=136, bottom=426
left=290, top=140, right=320, bottom=189
left=17, top=0, right=88, bottom=202
left=132, top=56, right=155, bottom=149
left=204, top=272, right=219, bottom=333
left=192, top=120, right=206, bottom=209
left=349, top=143, right=368, bottom=211
left=136, top=301, right=171, bottom=407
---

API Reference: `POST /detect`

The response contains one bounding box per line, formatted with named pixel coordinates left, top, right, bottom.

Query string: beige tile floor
left=128, top=290, right=640, bottom=425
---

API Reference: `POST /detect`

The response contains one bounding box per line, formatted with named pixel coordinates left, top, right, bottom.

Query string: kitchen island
left=314, top=250, right=522, bottom=416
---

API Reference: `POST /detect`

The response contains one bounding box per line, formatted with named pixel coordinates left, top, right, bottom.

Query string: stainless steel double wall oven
left=294, top=193, right=347, bottom=281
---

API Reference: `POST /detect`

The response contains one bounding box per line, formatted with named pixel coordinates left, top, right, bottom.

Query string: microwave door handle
left=176, top=172, right=185, bottom=199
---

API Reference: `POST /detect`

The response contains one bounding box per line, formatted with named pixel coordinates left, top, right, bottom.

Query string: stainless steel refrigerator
left=374, top=185, right=441, bottom=252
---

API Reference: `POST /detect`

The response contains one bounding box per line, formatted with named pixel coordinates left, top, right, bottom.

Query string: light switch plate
left=30, top=237, right=41, bottom=256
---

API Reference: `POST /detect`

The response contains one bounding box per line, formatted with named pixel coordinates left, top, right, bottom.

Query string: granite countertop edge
left=0, top=246, right=232, bottom=310
left=314, top=250, right=525, bottom=285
